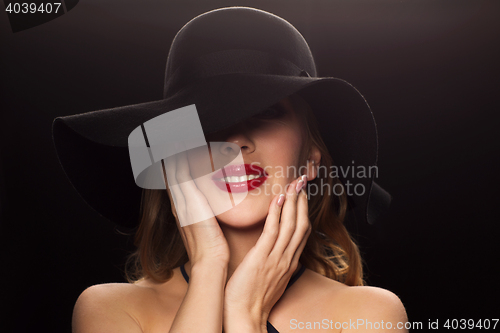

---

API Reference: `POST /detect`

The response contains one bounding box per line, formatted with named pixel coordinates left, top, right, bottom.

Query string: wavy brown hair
left=125, top=94, right=364, bottom=286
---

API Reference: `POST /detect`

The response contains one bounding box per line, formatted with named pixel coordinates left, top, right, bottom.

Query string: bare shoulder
left=281, top=269, right=408, bottom=332
left=302, top=270, right=406, bottom=316
left=73, top=273, right=186, bottom=333
left=72, top=283, right=146, bottom=333
left=339, top=286, right=406, bottom=315
left=333, top=285, right=409, bottom=332
left=77, top=281, right=148, bottom=300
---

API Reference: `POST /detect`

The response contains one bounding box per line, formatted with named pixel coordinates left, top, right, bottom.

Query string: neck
left=184, top=220, right=265, bottom=282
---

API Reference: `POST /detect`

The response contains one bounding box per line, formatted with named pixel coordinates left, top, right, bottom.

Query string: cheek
left=262, top=126, right=304, bottom=179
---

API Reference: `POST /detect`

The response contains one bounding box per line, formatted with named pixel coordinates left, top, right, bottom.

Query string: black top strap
left=286, top=264, right=306, bottom=290
left=180, top=263, right=190, bottom=283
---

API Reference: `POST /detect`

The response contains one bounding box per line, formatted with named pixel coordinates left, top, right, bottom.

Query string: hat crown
left=163, top=7, right=317, bottom=98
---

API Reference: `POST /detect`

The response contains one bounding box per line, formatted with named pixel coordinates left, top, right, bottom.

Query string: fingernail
left=277, top=194, right=285, bottom=207
left=296, top=179, right=304, bottom=194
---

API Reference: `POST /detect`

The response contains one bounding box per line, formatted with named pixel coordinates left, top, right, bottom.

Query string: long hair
left=125, top=94, right=365, bottom=286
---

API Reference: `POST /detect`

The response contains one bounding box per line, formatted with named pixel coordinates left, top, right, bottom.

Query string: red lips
left=211, top=164, right=268, bottom=193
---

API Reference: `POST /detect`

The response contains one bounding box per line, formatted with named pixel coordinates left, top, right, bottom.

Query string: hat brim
left=52, top=73, right=390, bottom=228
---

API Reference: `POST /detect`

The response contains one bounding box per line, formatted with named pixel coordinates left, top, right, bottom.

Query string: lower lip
left=212, top=175, right=268, bottom=193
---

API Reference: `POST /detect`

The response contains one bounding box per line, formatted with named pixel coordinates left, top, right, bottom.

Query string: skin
left=72, top=97, right=408, bottom=333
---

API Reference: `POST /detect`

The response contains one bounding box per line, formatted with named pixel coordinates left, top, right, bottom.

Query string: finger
left=174, top=145, right=200, bottom=203
left=283, top=187, right=311, bottom=262
left=254, top=194, right=285, bottom=256
left=270, top=175, right=307, bottom=257
left=175, top=146, right=204, bottom=226
left=174, top=143, right=193, bottom=186
left=290, top=214, right=311, bottom=270
left=164, top=153, right=185, bottom=222
left=164, top=152, right=186, bottom=218
left=164, top=158, right=179, bottom=212
left=163, top=156, right=190, bottom=250
left=166, top=144, right=195, bottom=238
left=177, top=150, right=218, bottom=227
left=169, top=150, right=209, bottom=258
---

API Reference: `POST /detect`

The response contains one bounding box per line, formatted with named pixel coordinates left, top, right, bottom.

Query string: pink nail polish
left=277, top=194, right=285, bottom=206
left=296, top=179, right=304, bottom=194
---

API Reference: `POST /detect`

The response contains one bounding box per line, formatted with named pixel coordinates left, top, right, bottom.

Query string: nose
left=213, top=123, right=255, bottom=156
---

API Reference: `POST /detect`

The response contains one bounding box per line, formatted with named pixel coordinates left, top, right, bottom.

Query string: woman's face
left=185, top=96, right=310, bottom=228
left=166, top=96, right=315, bottom=228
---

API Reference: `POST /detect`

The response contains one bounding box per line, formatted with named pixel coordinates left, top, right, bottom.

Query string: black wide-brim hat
left=52, top=7, right=391, bottom=229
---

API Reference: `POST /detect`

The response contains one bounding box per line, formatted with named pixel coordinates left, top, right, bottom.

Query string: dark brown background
left=1, top=0, right=499, bottom=331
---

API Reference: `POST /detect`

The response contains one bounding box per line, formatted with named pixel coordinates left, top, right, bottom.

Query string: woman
left=53, top=7, right=407, bottom=333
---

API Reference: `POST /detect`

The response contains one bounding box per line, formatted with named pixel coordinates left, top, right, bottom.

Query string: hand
left=164, top=145, right=230, bottom=267
left=223, top=175, right=312, bottom=331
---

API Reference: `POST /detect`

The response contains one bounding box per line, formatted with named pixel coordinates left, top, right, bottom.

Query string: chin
left=215, top=192, right=271, bottom=228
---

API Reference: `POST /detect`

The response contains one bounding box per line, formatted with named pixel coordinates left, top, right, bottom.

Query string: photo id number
left=6, top=2, right=62, bottom=14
